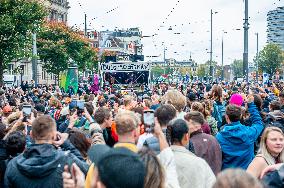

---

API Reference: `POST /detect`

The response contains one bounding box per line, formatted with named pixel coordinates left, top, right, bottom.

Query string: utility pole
left=163, top=46, right=166, bottom=75
left=32, top=33, right=38, bottom=85
left=221, top=37, right=224, bottom=81
left=255, top=32, right=259, bottom=83
left=243, top=0, right=249, bottom=82
left=210, top=9, right=213, bottom=82
left=84, top=13, right=87, bottom=37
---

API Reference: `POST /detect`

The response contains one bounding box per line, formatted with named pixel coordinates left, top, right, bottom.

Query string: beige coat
left=171, top=145, right=216, bottom=188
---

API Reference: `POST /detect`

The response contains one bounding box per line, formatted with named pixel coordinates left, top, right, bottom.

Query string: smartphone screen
left=76, top=100, right=85, bottom=110
left=143, top=110, right=155, bottom=126
left=23, top=105, right=32, bottom=116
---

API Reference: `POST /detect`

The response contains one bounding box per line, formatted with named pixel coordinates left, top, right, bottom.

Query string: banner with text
left=100, top=62, right=151, bottom=72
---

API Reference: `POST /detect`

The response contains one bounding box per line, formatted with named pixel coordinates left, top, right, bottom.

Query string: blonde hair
left=161, top=90, right=186, bottom=112
left=259, top=127, right=284, bottom=165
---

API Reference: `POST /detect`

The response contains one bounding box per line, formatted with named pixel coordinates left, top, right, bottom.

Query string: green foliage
left=0, top=0, right=47, bottom=84
left=197, top=64, right=207, bottom=78
left=37, top=22, right=98, bottom=76
left=151, top=66, right=165, bottom=77
left=231, top=59, right=243, bottom=78
left=197, top=61, right=218, bottom=78
left=257, top=43, right=284, bottom=76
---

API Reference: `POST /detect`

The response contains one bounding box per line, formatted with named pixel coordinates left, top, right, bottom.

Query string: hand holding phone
left=22, top=105, right=32, bottom=116
left=143, top=110, right=155, bottom=133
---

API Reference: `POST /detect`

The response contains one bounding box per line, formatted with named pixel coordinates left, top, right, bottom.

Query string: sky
left=67, top=0, right=283, bottom=65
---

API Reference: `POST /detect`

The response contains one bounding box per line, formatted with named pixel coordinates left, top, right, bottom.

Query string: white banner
left=100, top=62, right=151, bottom=72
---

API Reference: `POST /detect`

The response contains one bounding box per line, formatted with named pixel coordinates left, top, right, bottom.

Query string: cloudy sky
left=67, top=0, right=283, bottom=65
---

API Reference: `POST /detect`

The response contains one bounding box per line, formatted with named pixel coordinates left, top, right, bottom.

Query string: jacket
left=216, top=102, right=264, bottom=170
left=0, top=140, right=8, bottom=187
left=190, top=130, right=222, bottom=175
left=4, top=141, right=89, bottom=188
left=171, top=145, right=215, bottom=188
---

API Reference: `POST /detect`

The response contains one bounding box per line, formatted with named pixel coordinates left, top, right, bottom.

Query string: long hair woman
left=138, top=147, right=165, bottom=188
left=247, top=127, right=284, bottom=178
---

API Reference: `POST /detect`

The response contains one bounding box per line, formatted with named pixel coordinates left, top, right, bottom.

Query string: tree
left=37, top=22, right=98, bottom=77
left=257, top=43, right=284, bottom=76
left=0, top=0, right=47, bottom=85
left=197, top=64, right=207, bottom=78
left=231, top=59, right=243, bottom=78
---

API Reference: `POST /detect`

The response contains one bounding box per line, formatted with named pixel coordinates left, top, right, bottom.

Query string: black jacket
left=4, top=141, right=89, bottom=188
left=0, top=140, right=8, bottom=187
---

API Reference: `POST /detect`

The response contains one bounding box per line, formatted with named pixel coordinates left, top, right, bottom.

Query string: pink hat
left=229, top=94, right=244, bottom=106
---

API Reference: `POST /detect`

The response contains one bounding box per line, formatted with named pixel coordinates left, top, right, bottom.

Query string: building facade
left=267, top=6, right=284, bottom=50
left=45, top=0, right=70, bottom=22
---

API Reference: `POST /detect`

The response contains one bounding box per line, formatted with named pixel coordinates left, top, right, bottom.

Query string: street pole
left=210, top=9, right=213, bottom=82
left=32, top=33, right=38, bottom=85
left=256, top=32, right=259, bottom=83
left=163, top=46, right=166, bottom=75
left=221, top=37, right=224, bottom=81
left=243, top=0, right=249, bottom=82
left=84, top=13, right=87, bottom=37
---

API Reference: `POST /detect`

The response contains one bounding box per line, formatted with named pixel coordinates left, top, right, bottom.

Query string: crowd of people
left=0, top=80, right=284, bottom=188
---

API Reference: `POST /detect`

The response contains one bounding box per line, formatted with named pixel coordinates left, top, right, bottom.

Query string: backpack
left=212, top=101, right=226, bottom=130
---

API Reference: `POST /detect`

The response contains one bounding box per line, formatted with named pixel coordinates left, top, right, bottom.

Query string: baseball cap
left=97, top=147, right=145, bottom=188
left=87, top=144, right=111, bottom=165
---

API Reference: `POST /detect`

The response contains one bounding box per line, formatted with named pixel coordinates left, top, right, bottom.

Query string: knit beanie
left=229, top=93, right=244, bottom=106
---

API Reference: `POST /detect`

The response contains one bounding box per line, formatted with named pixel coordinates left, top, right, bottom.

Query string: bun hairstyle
left=167, top=119, right=189, bottom=145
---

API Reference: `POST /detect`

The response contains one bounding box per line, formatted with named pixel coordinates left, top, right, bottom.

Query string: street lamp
left=210, top=9, right=218, bottom=82
left=221, top=31, right=227, bottom=81
left=243, top=0, right=249, bottom=82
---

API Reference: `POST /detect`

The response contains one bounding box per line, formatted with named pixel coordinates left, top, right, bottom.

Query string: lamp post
left=243, top=0, right=249, bottom=82
left=32, top=33, right=38, bottom=85
left=255, top=32, right=259, bottom=83
left=221, top=31, right=227, bottom=81
left=210, top=9, right=218, bottom=82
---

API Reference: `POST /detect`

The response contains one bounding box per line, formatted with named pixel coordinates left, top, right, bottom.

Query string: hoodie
left=216, top=103, right=264, bottom=170
left=4, top=142, right=88, bottom=188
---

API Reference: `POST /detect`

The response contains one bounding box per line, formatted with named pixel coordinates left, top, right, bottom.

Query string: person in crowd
left=216, top=94, right=264, bottom=169
left=143, top=104, right=177, bottom=154
left=279, top=90, right=284, bottom=113
left=63, top=146, right=146, bottom=188
left=161, top=89, right=187, bottom=119
left=0, top=131, right=26, bottom=186
left=138, top=116, right=180, bottom=188
left=169, top=118, right=216, bottom=188
left=190, top=102, right=212, bottom=134
left=184, top=111, right=222, bottom=175
left=247, top=127, right=284, bottom=178
left=265, top=100, right=284, bottom=127
left=260, top=163, right=284, bottom=187
left=203, top=100, right=218, bottom=136
left=93, top=107, right=115, bottom=146
left=68, top=130, right=91, bottom=161
left=150, top=94, right=160, bottom=110
left=211, top=85, right=226, bottom=130
left=121, top=95, right=137, bottom=111
left=113, top=111, right=140, bottom=152
left=213, top=169, right=263, bottom=188
left=4, top=115, right=88, bottom=188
